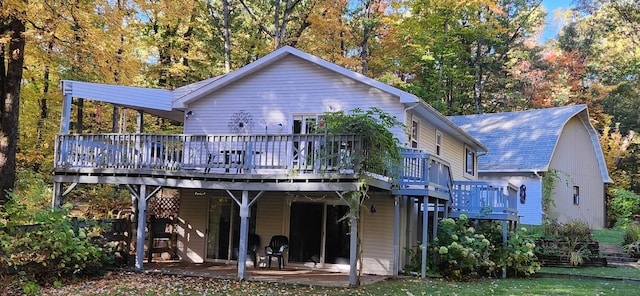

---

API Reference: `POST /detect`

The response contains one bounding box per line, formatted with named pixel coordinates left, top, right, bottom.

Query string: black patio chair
left=264, top=235, right=289, bottom=269
left=247, top=233, right=260, bottom=268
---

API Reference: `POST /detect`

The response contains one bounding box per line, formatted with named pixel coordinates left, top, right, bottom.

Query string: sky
left=541, top=0, right=574, bottom=43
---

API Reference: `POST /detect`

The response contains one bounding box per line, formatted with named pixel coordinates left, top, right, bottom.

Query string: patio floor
left=136, top=261, right=390, bottom=287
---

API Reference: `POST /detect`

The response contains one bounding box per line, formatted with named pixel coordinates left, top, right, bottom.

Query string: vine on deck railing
left=320, top=107, right=404, bottom=285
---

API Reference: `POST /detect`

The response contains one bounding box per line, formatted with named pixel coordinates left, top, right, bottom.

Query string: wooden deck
left=53, top=133, right=517, bottom=220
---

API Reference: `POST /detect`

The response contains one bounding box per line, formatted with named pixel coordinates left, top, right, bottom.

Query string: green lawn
left=592, top=229, right=625, bottom=245
left=36, top=271, right=640, bottom=296
left=541, top=266, right=640, bottom=279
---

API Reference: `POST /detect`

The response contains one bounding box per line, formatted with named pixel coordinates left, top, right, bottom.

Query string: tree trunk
left=0, top=10, right=26, bottom=204
left=223, top=0, right=231, bottom=73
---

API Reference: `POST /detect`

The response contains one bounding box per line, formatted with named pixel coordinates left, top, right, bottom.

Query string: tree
left=391, top=0, right=545, bottom=114
left=1, top=0, right=27, bottom=205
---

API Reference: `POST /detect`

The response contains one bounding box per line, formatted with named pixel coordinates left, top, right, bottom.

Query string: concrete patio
left=135, top=261, right=391, bottom=287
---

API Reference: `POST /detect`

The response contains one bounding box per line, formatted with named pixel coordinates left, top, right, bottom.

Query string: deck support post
left=421, top=197, right=428, bottom=279
left=349, top=198, right=359, bottom=286
left=237, top=190, right=250, bottom=280
left=432, top=198, right=439, bottom=264
left=135, top=185, right=147, bottom=270
left=502, top=221, right=507, bottom=278
left=225, top=190, right=264, bottom=280
left=393, top=196, right=400, bottom=276
left=52, top=182, right=62, bottom=208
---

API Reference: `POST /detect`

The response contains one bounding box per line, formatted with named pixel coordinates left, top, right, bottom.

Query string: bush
left=608, top=188, right=640, bottom=229
left=0, top=195, right=111, bottom=284
left=623, top=222, right=640, bottom=258
left=541, top=219, right=592, bottom=241
left=432, top=215, right=539, bottom=279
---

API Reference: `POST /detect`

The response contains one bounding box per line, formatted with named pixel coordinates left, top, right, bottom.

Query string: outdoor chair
left=247, top=233, right=260, bottom=268
left=265, top=235, right=289, bottom=269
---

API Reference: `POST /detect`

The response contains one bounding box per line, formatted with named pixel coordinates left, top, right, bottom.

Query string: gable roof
left=171, top=46, right=420, bottom=108
left=448, top=105, right=611, bottom=183
left=59, top=47, right=485, bottom=152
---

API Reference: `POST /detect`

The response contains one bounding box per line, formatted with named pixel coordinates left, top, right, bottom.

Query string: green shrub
left=502, top=229, right=540, bottom=276
left=0, top=195, right=111, bottom=284
left=622, top=222, right=640, bottom=257
left=541, top=219, right=592, bottom=241
left=432, top=215, right=539, bottom=279
left=608, top=188, right=640, bottom=229
left=623, top=222, right=640, bottom=245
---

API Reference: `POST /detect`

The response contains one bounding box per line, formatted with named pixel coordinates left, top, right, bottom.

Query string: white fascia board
left=61, top=80, right=172, bottom=111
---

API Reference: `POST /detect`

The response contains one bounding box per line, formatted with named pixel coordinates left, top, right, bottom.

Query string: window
left=410, top=118, right=419, bottom=148
left=573, top=186, right=580, bottom=205
left=465, top=147, right=475, bottom=176
left=435, top=130, right=442, bottom=156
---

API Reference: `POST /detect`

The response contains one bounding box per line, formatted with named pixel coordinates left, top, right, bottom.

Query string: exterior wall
left=176, top=189, right=208, bottom=262
left=361, top=194, right=395, bottom=275
left=479, top=173, right=543, bottom=225
left=254, top=191, right=396, bottom=275
left=183, top=55, right=407, bottom=143
left=255, top=193, right=287, bottom=265
left=408, top=110, right=475, bottom=181
left=548, top=117, right=606, bottom=229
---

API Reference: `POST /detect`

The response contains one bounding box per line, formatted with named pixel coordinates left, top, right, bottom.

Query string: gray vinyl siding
left=361, top=194, right=395, bottom=275
left=183, top=55, right=406, bottom=141
left=176, top=190, right=208, bottom=262
left=548, top=117, right=606, bottom=228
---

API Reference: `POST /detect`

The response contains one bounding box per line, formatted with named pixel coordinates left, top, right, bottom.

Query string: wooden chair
left=264, top=235, right=289, bottom=269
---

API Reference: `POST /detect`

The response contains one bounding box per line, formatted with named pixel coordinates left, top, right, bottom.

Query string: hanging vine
left=321, top=107, right=404, bottom=285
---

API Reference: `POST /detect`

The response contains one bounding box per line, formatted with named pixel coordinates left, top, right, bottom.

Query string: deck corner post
left=421, top=197, right=428, bottom=279
left=135, top=185, right=148, bottom=270
left=349, top=201, right=359, bottom=286
left=393, top=195, right=400, bottom=276
left=237, top=190, right=250, bottom=280
left=52, top=182, right=62, bottom=208
left=502, top=221, right=507, bottom=279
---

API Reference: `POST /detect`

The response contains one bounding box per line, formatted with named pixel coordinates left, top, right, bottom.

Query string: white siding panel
left=408, top=110, right=470, bottom=181
left=176, top=190, right=208, bottom=262
left=255, top=194, right=287, bottom=255
left=549, top=117, right=606, bottom=228
left=183, top=55, right=406, bottom=140
left=361, top=195, right=395, bottom=275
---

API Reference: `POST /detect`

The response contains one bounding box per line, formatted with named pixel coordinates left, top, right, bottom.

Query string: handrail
left=451, top=181, right=518, bottom=216
left=54, top=133, right=363, bottom=174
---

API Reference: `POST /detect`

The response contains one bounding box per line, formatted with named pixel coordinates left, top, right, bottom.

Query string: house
left=52, top=46, right=517, bottom=284
left=449, top=105, right=612, bottom=229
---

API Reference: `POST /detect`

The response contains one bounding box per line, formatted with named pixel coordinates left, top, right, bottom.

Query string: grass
left=592, top=229, right=625, bottom=245
left=36, top=272, right=640, bottom=296
left=541, top=266, right=640, bottom=279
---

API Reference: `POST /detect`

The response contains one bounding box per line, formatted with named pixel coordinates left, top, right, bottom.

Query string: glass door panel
left=324, top=205, right=350, bottom=264
left=288, top=202, right=322, bottom=263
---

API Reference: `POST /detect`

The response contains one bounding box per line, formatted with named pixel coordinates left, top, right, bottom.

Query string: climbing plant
left=541, top=169, right=560, bottom=215
left=320, top=107, right=404, bottom=285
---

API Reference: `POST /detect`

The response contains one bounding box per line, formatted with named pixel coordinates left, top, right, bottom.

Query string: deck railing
left=54, top=133, right=363, bottom=174
left=451, top=181, right=518, bottom=218
left=393, top=149, right=453, bottom=200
